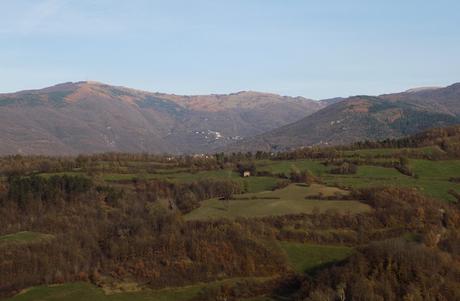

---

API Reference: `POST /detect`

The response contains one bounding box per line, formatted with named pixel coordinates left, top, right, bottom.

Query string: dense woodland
left=1, top=126, right=460, bottom=300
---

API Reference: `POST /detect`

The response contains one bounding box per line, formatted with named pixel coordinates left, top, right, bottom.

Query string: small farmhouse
left=243, top=171, right=251, bottom=177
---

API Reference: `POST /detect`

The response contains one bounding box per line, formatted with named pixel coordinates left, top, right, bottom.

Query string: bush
left=290, top=169, right=317, bottom=184
left=273, top=179, right=290, bottom=190
left=329, top=162, right=357, bottom=174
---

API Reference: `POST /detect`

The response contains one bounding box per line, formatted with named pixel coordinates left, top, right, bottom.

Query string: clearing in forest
left=0, top=231, right=54, bottom=246
left=279, top=241, right=353, bottom=274
left=185, top=184, right=370, bottom=220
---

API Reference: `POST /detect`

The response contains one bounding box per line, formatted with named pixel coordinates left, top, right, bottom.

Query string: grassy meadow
left=279, top=242, right=353, bottom=274
left=35, top=153, right=460, bottom=202
left=185, top=184, right=370, bottom=220
left=322, top=160, right=460, bottom=202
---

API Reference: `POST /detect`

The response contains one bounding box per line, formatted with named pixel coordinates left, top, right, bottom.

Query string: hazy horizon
left=1, top=0, right=459, bottom=99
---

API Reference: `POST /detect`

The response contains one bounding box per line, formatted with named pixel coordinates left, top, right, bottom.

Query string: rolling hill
left=0, top=81, right=325, bottom=155
left=226, top=83, right=460, bottom=152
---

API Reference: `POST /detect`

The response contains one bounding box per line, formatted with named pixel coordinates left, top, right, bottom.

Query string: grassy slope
left=6, top=277, right=273, bottom=301
left=279, top=241, right=353, bottom=274
left=0, top=231, right=54, bottom=245
left=257, top=155, right=460, bottom=201
left=36, top=157, right=460, bottom=202
left=322, top=161, right=460, bottom=202
left=254, top=157, right=460, bottom=202
left=185, top=184, right=370, bottom=221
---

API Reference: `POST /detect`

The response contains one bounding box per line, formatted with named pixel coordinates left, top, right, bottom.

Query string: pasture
left=253, top=157, right=460, bottom=202
left=322, top=161, right=460, bottom=202
left=185, top=184, right=370, bottom=221
left=279, top=242, right=353, bottom=274
left=34, top=153, right=460, bottom=202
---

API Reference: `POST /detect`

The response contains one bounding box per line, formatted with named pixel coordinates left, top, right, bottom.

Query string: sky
left=1, top=0, right=459, bottom=99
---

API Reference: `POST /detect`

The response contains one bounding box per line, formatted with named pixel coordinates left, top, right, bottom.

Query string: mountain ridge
left=1, top=81, right=459, bottom=155
left=224, top=83, right=460, bottom=152
left=0, top=81, right=325, bottom=155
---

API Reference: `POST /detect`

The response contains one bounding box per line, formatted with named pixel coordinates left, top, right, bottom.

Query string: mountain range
left=226, top=84, right=460, bottom=152
left=0, top=81, right=459, bottom=155
left=0, top=81, right=324, bottom=155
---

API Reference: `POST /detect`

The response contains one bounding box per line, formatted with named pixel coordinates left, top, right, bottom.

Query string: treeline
left=272, top=125, right=460, bottom=161
left=132, top=178, right=243, bottom=213
left=1, top=173, right=243, bottom=215
left=6, top=175, right=92, bottom=210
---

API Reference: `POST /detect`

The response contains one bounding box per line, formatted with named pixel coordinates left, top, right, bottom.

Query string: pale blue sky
left=1, top=0, right=459, bottom=99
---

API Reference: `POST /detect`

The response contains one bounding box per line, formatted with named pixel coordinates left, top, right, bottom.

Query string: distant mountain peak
left=405, top=86, right=442, bottom=93
left=80, top=80, right=104, bottom=85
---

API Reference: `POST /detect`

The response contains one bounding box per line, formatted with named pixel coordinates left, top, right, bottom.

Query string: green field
left=322, top=161, right=460, bottom=202
left=6, top=277, right=273, bottom=301
left=279, top=242, right=353, bottom=274
left=410, top=159, right=460, bottom=179
left=185, top=184, right=370, bottom=220
left=36, top=156, right=460, bottom=202
left=255, top=158, right=460, bottom=202
left=256, top=159, right=327, bottom=175
left=0, top=231, right=54, bottom=246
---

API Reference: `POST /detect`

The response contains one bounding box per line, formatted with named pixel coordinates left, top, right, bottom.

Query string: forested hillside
left=0, top=81, right=324, bottom=155
left=226, top=83, right=460, bottom=152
